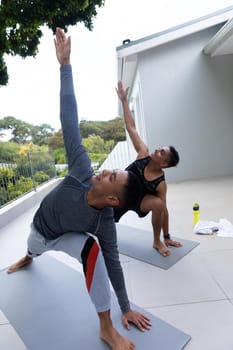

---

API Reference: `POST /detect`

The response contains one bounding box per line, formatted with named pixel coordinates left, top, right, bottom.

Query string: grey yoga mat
left=0, top=254, right=191, bottom=349
left=116, top=224, right=199, bottom=269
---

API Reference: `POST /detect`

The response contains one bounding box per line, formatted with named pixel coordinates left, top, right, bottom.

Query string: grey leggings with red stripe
left=27, top=223, right=111, bottom=313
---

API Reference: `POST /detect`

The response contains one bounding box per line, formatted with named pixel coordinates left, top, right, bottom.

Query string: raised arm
left=97, top=215, right=151, bottom=331
left=116, top=81, right=148, bottom=158
left=157, top=182, right=182, bottom=247
left=54, top=28, right=93, bottom=181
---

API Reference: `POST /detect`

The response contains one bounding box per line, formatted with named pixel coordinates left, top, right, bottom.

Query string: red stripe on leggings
left=85, top=242, right=99, bottom=292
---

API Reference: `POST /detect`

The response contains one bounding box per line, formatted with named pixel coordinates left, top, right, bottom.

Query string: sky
left=1, top=0, right=233, bottom=133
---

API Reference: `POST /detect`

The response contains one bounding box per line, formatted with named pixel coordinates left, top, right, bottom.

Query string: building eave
left=116, top=5, right=233, bottom=92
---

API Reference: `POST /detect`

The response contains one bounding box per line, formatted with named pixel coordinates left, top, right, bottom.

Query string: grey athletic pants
left=27, top=223, right=111, bottom=313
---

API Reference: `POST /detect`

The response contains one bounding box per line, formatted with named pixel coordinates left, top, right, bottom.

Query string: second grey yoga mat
left=0, top=254, right=191, bottom=349
left=116, top=224, right=199, bottom=269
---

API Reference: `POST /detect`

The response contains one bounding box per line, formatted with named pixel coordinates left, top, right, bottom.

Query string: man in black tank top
left=114, top=81, right=182, bottom=256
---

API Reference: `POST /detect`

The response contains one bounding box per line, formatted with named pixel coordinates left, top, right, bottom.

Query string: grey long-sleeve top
left=33, top=64, right=130, bottom=313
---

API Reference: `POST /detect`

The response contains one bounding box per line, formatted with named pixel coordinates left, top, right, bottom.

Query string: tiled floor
left=1, top=175, right=233, bottom=349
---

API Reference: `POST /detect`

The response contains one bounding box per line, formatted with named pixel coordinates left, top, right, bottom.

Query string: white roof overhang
left=117, top=6, right=233, bottom=91
left=203, top=18, right=233, bottom=56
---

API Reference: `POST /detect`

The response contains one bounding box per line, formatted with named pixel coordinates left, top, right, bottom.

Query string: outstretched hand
left=122, top=309, right=151, bottom=332
left=54, top=27, right=71, bottom=65
left=116, top=81, right=129, bottom=102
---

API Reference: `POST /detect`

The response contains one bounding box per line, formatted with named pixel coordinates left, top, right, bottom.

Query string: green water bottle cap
left=193, top=203, right=199, bottom=211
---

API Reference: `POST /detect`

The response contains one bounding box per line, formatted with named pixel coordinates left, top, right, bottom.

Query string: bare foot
left=100, top=326, right=135, bottom=350
left=164, top=238, right=182, bottom=248
left=7, top=256, right=32, bottom=273
left=153, top=240, right=170, bottom=256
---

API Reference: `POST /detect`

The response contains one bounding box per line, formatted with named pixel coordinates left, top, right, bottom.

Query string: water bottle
left=193, top=203, right=200, bottom=226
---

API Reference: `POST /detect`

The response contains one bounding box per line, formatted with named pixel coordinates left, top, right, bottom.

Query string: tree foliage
left=0, top=0, right=105, bottom=85
left=48, top=117, right=126, bottom=151
left=83, top=134, right=111, bottom=153
left=48, top=129, right=64, bottom=150
left=0, top=116, right=31, bottom=143
left=0, top=140, right=20, bottom=157
left=0, top=116, right=54, bottom=144
left=0, top=149, right=56, bottom=206
left=101, top=117, right=126, bottom=141
left=0, top=115, right=126, bottom=170
left=31, top=123, right=55, bottom=145
left=80, top=117, right=126, bottom=142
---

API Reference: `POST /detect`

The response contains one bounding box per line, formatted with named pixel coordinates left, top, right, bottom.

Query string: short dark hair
left=120, top=170, right=143, bottom=209
left=167, top=146, right=179, bottom=167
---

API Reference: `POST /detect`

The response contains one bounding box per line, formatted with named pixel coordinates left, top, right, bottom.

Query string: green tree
left=79, top=120, right=103, bottom=138
left=53, top=148, right=66, bottom=164
left=0, top=0, right=105, bottom=86
left=79, top=117, right=126, bottom=142
left=83, top=134, right=105, bottom=153
left=48, top=129, right=64, bottom=149
left=82, top=134, right=115, bottom=168
left=47, top=130, right=66, bottom=164
left=34, top=170, right=50, bottom=184
left=7, top=177, right=34, bottom=201
left=30, top=124, right=55, bottom=145
left=0, top=140, right=20, bottom=158
left=0, top=116, right=31, bottom=143
left=104, top=139, right=115, bottom=153
left=0, top=117, right=54, bottom=145
left=102, top=117, right=126, bottom=141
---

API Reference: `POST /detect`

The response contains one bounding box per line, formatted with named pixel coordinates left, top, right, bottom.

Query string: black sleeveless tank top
left=114, top=156, right=165, bottom=222
left=126, top=156, right=165, bottom=195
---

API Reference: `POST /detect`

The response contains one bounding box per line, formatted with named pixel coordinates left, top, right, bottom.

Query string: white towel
left=193, top=218, right=233, bottom=237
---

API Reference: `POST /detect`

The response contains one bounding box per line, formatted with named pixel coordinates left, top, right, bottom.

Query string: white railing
left=98, top=141, right=136, bottom=171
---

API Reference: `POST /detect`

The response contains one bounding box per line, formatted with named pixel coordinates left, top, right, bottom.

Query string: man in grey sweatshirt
left=7, top=28, right=151, bottom=350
